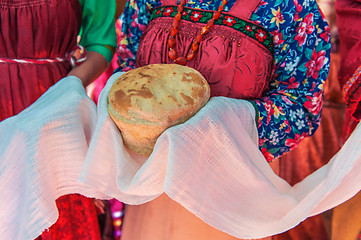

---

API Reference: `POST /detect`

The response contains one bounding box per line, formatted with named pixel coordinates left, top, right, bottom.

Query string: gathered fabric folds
left=0, top=76, right=109, bottom=240
left=1, top=73, right=361, bottom=239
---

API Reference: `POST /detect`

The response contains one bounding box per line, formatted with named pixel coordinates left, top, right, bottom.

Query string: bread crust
left=108, top=64, right=210, bottom=157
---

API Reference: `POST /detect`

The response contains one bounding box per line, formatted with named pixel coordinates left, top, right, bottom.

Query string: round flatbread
left=108, top=64, right=210, bottom=157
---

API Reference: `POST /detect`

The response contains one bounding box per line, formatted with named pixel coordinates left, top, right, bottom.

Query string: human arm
left=67, top=51, right=109, bottom=87
left=248, top=0, right=331, bottom=161
left=67, top=0, right=118, bottom=86
left=116, top=0, right=127, bottom=19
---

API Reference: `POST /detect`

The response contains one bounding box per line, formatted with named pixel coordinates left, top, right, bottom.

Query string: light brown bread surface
left=108, top=64, right=210, bottom=157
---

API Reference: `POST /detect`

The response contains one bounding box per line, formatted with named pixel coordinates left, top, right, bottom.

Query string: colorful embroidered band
left=151, top=6, right=274, bottom=53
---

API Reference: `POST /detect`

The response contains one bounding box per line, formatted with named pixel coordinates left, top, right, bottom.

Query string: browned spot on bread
left=112, top=89, right=131, bottom=112
left=138, top=72, right=153, bottom=79
left=180, top=92, right=194, bottom=105
left=114, top=89, right=126, bottom=101
left=111, top=86, right=153, bottom=115
left=167, top=95, right=177, bottom=103
left=119, top=72, right=131, bottom=80
left=181, top=72, right=204, bottom=86
left=127, top=87, right=153, bottom=99
left=191, top=86, right=206, bottom=99
left=141, top=65, right=152, bottom=71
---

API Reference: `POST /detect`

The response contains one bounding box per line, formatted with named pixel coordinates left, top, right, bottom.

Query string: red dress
left=0, top=0, right=101, bottom=239
left=0, top=0, right=78, bottom=120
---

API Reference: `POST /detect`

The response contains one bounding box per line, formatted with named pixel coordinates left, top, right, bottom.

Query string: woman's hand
left=67, top=51, right=109, bottom=87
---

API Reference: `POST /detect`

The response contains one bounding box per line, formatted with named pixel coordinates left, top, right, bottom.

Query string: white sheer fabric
left=0, top=76, right=109, bottom=239
left=0, top=73, right=360, bottom=239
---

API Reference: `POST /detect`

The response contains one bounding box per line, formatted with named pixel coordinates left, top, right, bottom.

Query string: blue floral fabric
left=115, top=0, right=331, bottom=162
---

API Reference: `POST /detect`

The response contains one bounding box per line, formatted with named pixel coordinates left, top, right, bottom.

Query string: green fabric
left=78, top=0, right=117, bottom=63
left=248, top=100, right=259, bottom=128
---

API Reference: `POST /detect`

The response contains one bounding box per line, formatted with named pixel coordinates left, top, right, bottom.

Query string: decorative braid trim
left=342, top=65, right=361, bottom=99
left=342, top=65, right=361, bottom=120
left=0, top=57, right=67, bottom=64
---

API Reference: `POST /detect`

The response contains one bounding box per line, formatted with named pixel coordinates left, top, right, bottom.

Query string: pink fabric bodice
left=136, top=0, right=273, bottom=99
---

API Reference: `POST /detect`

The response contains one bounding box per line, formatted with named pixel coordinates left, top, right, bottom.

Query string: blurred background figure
left=330, top=0, right=361, bottom=239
